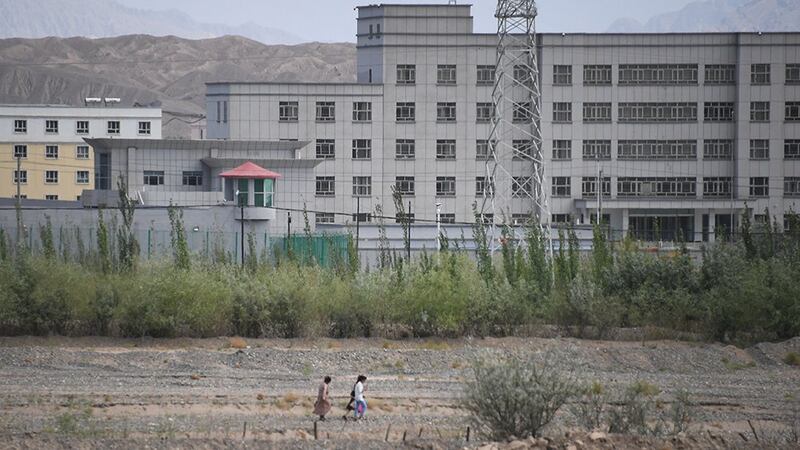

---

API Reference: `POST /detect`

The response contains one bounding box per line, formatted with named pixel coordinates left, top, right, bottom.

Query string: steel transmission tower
left=481, top=0, right=551, bottom=254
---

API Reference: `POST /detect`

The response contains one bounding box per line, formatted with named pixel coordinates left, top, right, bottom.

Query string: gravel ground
left=0, top=336, right=798, bottom=449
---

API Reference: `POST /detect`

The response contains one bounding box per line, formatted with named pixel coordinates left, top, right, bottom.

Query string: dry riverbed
left=0, top=335, right=798, bottom=449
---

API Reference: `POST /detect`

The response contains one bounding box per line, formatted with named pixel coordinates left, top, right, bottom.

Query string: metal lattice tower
left=481, top=0, right=551, bottom=253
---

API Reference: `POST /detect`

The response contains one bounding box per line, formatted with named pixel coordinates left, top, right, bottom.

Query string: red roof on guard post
left=219, top=162, right=282, bottom=179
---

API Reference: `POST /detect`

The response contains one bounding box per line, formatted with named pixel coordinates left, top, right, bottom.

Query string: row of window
left=12, top=119, right=151, bottom=135
left=11, top=144, right=90, bottom=159
left=553, top=101, right=800, bottom=123
left=315, top=138, right=534, bottom=161
left=392, top=63, right=800, bottom=86
left=314, top=175, right=796, bottom=199
left=11, top=170, right=90, bottom=184
left=141, top=170, right=204, bottom=186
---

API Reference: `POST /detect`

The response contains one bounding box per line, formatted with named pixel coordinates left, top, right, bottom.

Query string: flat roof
left=85, top=138, right=309, bottom=151
left=356, top=3, right=472, bottom=8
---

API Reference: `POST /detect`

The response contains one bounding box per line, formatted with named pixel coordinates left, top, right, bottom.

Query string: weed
left=571, top=381, right=607, bottom=431
left=722, top=357, right=757, bottom=371
left=784, top=352, right=800, bottom=366
left=228, top=337, right=247, bottom=349
left=301, top=363, right=313, bottom=377
left=420, top=340, right=450, bottom=351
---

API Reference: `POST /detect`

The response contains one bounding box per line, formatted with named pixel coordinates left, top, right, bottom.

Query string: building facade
left=206, top=3, right=800, bottom=242
left=0, top=103, right=162, bottom=201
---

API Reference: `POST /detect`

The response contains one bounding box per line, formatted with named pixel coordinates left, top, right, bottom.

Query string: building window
left=552, top=214, right=572, bottom=225
left=705, top=64, right=736, bottom=84
left=583, top=65, right=612, bottom=85
left=618, top=64, right=698, bottom=85
left=476, top=213, right=494, bottom=225
left=581, top=177, right=611, bottom=198
left=704, top=102, right=735, bottom=122
left=440, top=213, right=456, bottom=224
left=13, top=145, right=27, bottom=159
left=476, top=140, right=492, bottom=160
left=76, top=145, right=90, bottom=159
left=513, top=65, right=532, bottom=86
left=45, top=170, right=59, bottom=184
left=396, top=102, right=415, bottom=122
left=750, top=177, right=769, bottom=197
left=437, top=102, right=456, bottom=122
left=703, top=140, right=733, bottom=160
left=436, top=176, right=456, bottom=197
left=703, top=177, right=731, bottom=197
left=551, top=177, right=571, bottom=197
left=353, top=212, right=372, bottom=223
left=583, top=102, right=612, bottom=122
left=279, top=101, right=299, bottom=122
left=44, top=194, right=58, bottom=201
left=395, top=176, right=415, bottom=196
left=316, top=139, right=335, bottom=159
left=13, top=170, right=27, bottom=184
left=511, top=214, right=531, bottom=226
left=750, top=139, right=769, bottom=160
left=477, top=65, right=496, bottom=85
left=143, top=170, right=164, bottom=186
left=45, top=120, right=59, bottom=133
left=552, top=140, right=572, bottom=160
left=352, top=102, right=372, bottom=122
left=786, top=64, right=800, bottom=85
left=476, top=177, right=493, bottom=197
left=513, top=102, right=532, bottom=123
left=476, top=102, right=493, bottom=123
left=553, top=65, right=572, bottom=85
left=512, top=140, right=533, bottom=160
left=352, top=176, right=372, bottom=196
left=618, top=140, right=697, bottom=160
left=750, top=101, right=770, bottom=122
left=786, top=140, right=800, bottom=159
left=315, top=176, right=335, bottom=196
left=582, top=140, right=611, bottom=160
left=352, top=139, right=371, bottom=160
left=316, top=102, right=336, bottom=122
left=396, top=139, right=415, bottom=159
left=138, top=121, right=151, bottom=135
left=107, top=121, right=120, bottom=134
left=397, top=64, right=416, bottom=84
left=751, top=63, right=771, bottom=85
left=785, top=177, right=800, bottom=197
left=617, top=177, right=696, bottom=197
left=76, top=120, right=89, bottom=134
left=45, top=145, right=58, bottom=159
left=786, top=102, right=800, bottom=121
left=513, top=177, right=532, bottom=197
left=316, top=213, right=335, bottom=224
left=395, top=213, right=415, bottom=224
left=619, top=103, right=697, bottom=122
left=436, top=139, right=456, bottom=160
left=553, top=102, right=572, bottom=122
left=13, top=119, right=26, bottom=133
left=76, top=171, right=90, bottom=184
left=437, top=64, right=457, bottom=85
left=182, top=171, right=203, bottom=186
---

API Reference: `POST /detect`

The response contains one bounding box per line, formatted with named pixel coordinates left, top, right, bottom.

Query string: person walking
left=353, top=375, right=367, bottom=420
left=313, top=376, right=332, bottom=421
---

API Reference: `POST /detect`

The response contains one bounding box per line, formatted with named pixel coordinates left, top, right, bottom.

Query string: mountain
left=607, top=0, right=800, bottom=33
left=0, top=0, right=303, bottom=44
left=0, top=35, right=356, bottom=137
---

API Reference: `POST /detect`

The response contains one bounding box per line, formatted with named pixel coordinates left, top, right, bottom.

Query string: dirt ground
left=0, top=335, right=798, bottom=449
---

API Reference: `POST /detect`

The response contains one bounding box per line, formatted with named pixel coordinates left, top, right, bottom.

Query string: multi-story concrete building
left=1, top=103, right=162, bottom=201
left=206, top=3, right=800, bottom=242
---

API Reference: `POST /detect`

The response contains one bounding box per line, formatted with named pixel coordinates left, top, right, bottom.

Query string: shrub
left=785, top=352, right=800, bottom=367
left=462, top=356, right=578, bottom=440
left=608, top=381, right=663, bottom=436
left=571, top=381, right=607, bottom=430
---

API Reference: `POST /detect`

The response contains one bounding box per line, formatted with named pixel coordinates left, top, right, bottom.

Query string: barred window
left=395, top=176, right=415, bottom=196
left=13, top=144, right=27, bottom=158
left=582, top=140, right=611, bottom=160
left=617, top=177, right=696, bottom=197
left=45, top=145, right=59, bottom=159
left=786, top=102, right=800, bottom=121
left=619, top=103, right=697, bottom=122
left=437, top=102, right=456, bottom=122
left=513, top=101, right=532, bottom=123
left=749, top=177, right=769, bottom=197
left=552, top=140, right=571, bottom=160
left=436, top=176, right=456, bottom=197
left=750, top=139, right=769, bottom=160
left=581, top=177, right=611, bottom=198
left=476, top=102, right=493, bottom=123
left=44, top=170, right=59, bottom=184
left=143, top=170, right=164, bottom=186
left=705, top=64, right=736, bottom=84
left=583, top=65, right=612, bottom=85
left=619, top=64, right=698, bottom=85
left=353, top=213, right=372, bottom=223
left=436, top=139, right=456, bottom=160
left=553, top=102, right=572, bottom=122
left=477, top=65, right=496, bottom=86
left=316, top=176, right=335, bottom=196
left=513, top=65, right=533, bottom=86
left=45, top=195, right=58, bottom=201
left=138, top=121, right=151, bottom=135
left=396, top=102, right=415, bottom=122
left=583, top=102, right=611, bottom=122
left=787, top=64, right=800, bottom=85
left=279, top=101, right=299, bottom=122
left=703, top=139, right=733, bottom=160
left=316, top=139, right=335, bottom=159
left=785, top=177, right=800, bottom=197
left=76, top=171, right=90, bottom=184
left=352, top=139, right=372, bottom=160
left=316, top=213, right=335, bottom=224
left=751, top=64, right=771, bottom=85
left=396, top=139, right=415, bottom=159
left=397, top=64, right=416, bottom=84
left=182, top=171, right=203, bottom=186
left=476, top=140, right=492, bottom=160
left=750, top=101, right=770, bottom=122
left=552, top=214, right=572, bottom=225
left=511, top=214, right=532, bottom=226
left=352, top=176, right=372, bottom=196
left=703, top=177, right=732, bottom=197
left=512, top=140, right=533, bottom=160
left=475, top=177, right=494, bottom=197
left=76, top=120, right=89, bottom=134
left=553, top=65, right=572, bottom=85
left=440, top=213, right=456, bottom=224
left=13, top=170, right=27, bottom=184
left=316, top=102, right=336, bottom=122
left=704, top=102, right=735, bottom=122
left=13, top=119, right=26, bottom=133
left=45, top=120, right=58, bottom=133
left=395, top=213, right=415, bottom=224
left=785, top=140, right=800, bottom=159
left=513, top=177, right=533, bottom=197
left=76, top=145, right=90, bottom=159
left=551, top=177, right=571, bottom=197
left=437, top=65, right=457, bottom=85
left=352, top=102, right=372, bottom=122
left=618, top=140, right=697, bottom=160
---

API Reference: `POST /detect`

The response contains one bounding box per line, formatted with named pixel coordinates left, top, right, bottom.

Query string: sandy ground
left=0, top=335, right=798, bottom=449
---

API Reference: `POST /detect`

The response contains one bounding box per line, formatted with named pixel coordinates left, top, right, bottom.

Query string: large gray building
left=206, top=3, right=800, bottom=242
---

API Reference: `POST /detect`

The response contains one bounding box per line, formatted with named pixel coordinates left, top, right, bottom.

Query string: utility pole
left=435, top=202, right=442, bottom=252
left=407, top=201, right=412, bottom=260
left=596, top=163, right=603, bottom=226
left=236, top=190, right=244, bottom=266
left=355, top=196, right=361, bottom=253
left=15, top=155, right=21, bottom=247
left=287, top=211, right=292, bottom=253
